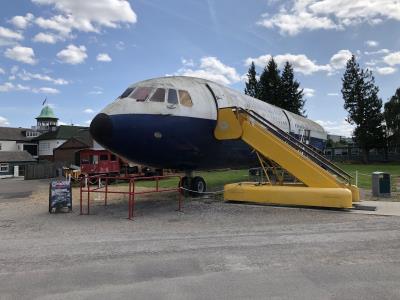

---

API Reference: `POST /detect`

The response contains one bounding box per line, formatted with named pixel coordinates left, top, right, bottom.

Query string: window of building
left=99, top=154, right=108, bottom=161
left=167, top=89, right=178, bottom=104
left=40, top=142, right=50, bottom=151
left=0, top=163, right=9, bottom=173
left=130, top=87, right=153, bottom=101
left=0, top=143, right=2, bottom=150
left=120, top=87, right=134, bottom=99
left=110, top=154, right=117, bottom=161
left=89, top=155, right=99, bottom=164
left=179, top=90, right=193, bottom=107
left=150, top=88, right=166, bottom=102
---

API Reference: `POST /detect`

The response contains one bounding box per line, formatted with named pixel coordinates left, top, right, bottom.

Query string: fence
left=79, top=174, right=183, bottom=220
left=24, top=162, right=64, bottom=180
left=324, top=146, right=400, bottom=163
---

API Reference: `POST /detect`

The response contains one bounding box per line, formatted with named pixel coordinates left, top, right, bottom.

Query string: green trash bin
left=372, top=172, right=391, bottom=197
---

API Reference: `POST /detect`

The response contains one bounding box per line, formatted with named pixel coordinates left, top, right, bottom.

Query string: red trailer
left=80, top=149, right=120, bottom=176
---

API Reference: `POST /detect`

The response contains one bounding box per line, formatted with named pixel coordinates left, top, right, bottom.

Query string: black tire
left=179, top=176, right=191, bottom=197
left=191, top=176, right=206, bottom=196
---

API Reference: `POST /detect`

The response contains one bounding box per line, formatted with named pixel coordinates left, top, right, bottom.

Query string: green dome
left=36, top=105, right=58, bottom=120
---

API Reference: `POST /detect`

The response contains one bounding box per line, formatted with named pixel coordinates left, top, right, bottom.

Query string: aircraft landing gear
left=179, top=172, right=207, bottom=197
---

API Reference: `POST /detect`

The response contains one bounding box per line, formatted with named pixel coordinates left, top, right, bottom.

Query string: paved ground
left=1, top=178, right=400, bottom=299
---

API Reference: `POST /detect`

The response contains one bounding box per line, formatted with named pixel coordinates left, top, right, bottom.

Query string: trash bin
left=372, top=172, right=391, bottom=197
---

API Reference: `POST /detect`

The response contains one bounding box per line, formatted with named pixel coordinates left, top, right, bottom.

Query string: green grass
left=134, top=169, right=249, bottom=190
left=114, top=163, right=399, bottom=192
left=336, top=162, right=400, bottom=190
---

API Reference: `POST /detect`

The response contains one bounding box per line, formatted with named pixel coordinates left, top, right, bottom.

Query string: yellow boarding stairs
left=214, top=107, right=359, bottom=209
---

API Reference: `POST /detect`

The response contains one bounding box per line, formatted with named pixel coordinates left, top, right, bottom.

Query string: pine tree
left=280, top=62, right=306, bottom=116
left=258, top=57, right=282, bottom=106
left=244, top=61, right=259, bottom=98
left=384, top=88, right=400, bottom=145
left=341, top=55, right=385, bottom=163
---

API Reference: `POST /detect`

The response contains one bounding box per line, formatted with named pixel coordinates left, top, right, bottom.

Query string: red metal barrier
left=80, top=174, right=182, bottom=220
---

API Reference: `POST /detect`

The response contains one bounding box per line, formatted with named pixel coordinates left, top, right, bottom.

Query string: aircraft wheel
left=179, top=176, right=191, bottom=197
left=191, top=176, right=206, bottom=196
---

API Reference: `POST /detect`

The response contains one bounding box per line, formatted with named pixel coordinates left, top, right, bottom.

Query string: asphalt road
left=1, top=178, right=400, bottom=299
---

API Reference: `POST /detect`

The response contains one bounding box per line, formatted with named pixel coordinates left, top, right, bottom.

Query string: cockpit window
left=120, top=87, right=134, bottom=98
left=167, top=89, right=178, bottom=104
left=150, top=88, right=166, bottom=102
left=130, top=87, right=153, bottom=101
left=179, top=90, right=193, bottom=107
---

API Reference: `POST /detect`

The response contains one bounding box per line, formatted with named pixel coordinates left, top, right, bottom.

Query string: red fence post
left=80, top=178, right=83, bottom=215
left=131, top=179, right=135, bottom=219
left=87, top=177, right=90, bottom=215
left=128, top=179, right=132, bottom=220
left=105, top=177, right=108, bottom=206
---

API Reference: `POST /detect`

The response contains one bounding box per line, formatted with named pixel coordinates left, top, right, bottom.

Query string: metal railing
left=229, top=107, right=353, bottom=184
left=80, top=174, right=183, bottom=220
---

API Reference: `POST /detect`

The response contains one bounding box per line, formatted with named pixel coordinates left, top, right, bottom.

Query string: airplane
left=90, top=76, right=327, bottom=194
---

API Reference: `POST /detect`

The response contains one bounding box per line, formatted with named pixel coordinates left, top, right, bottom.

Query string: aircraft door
left=206, top=83, right=230, bottom=108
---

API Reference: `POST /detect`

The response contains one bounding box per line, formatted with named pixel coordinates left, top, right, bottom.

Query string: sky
left=0, top=0, right=400, bottom=136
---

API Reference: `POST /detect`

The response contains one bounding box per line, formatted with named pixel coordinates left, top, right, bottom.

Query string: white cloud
left=96, top=53, right=112, bottom=62
left=83, top=108, right=95, bottom=114
left=364, top=49, right=390, bottom=55
left=4, top=46, right=37, bottom=65
left=383, top=51, right=400, bottom=66
left=16, top=69, right=68, bottom=85
left=245, top=53, right=331, bottom=75
left=0, top=116, right=10, bottom=126
left=0, top=82, right=30, bottom=92
left=0, top=26, right=24, bottom=46
left=32, top=87, right=60, bottom=94
left=0, top=68, right=4, bottom=75
left=329, top=49, right=352, bottom=69
left=88, top=86, right=103, bottom=95
left=303, top=88, right=315, bottom=97
left=327, top=92, right=339, bottom=96
left=85, top=120, right=92, bottom=125
left=376, top=66, right=397, bottom=75
left=316, top=119, right=354, bottom=137
left=245, top=50, right=353, bottom=75
left=57, top=44, right=87, bottom=64
left=259, top=0, right=400, bottom=35
left=172, top=56, right=240, bottom=85
left=10, top=13, right=34, bottom=29
left=32, top=32, right=62, bottom=44
left=365, top=40, right=378, bottom=47
left=33, top=0, right=137, bottom=36
left=115, top=41, right=125, bottom=50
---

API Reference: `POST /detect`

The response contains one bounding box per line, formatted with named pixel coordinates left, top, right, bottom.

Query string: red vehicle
left=80, top=149, right=120, bottom=176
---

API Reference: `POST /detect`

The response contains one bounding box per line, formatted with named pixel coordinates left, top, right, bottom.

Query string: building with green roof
left=36, top=105, right=58, bottom=132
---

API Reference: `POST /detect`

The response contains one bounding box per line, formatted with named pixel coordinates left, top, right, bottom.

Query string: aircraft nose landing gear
left=179, top=174, right=207, bottom=197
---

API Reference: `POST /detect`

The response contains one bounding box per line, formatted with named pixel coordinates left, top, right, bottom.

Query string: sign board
left=49, top=180, right=72, bottom=213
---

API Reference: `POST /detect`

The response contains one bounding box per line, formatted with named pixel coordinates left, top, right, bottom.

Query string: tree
left=341, top=55, right=385, bottom=163
left=384, top=88, right=400, bottom=145
left=258, top=57, right=282, bottom=106
left=244, top=61, right=259, bottom=98
left=280, top=62, right=306, bottom=116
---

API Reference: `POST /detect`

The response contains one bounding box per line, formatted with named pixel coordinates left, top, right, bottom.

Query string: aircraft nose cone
left=90, top=113, right=113, bottom=145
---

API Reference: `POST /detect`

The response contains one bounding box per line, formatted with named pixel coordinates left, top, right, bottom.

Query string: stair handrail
left=228, top=106, right=352, bottom=184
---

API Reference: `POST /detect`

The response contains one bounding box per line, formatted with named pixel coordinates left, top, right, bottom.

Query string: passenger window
left=167, top=89, right=178, bottom=104
left=130, top=87, right=153, bottom=101
left=110, top=154, right=117, bottom=161
left=179, top=90, right=193, bottom=107
left=150, top=88, right=166, bottom=102
left=120, top=87, right=134, bottom=98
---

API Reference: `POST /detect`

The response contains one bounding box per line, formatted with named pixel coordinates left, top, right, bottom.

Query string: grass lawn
left=125, top=163, right=399, bottom=192
left=336, top=163, right=400, bottom=190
